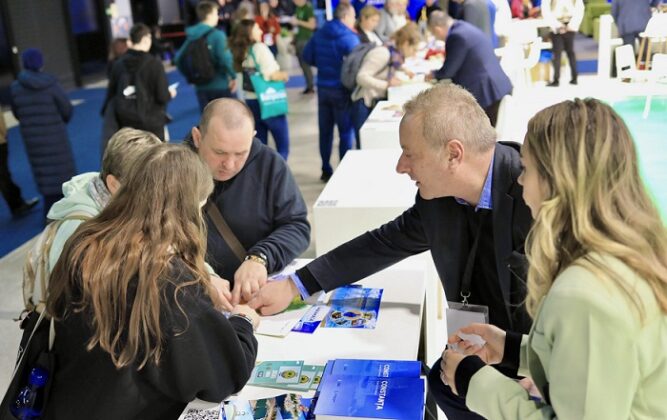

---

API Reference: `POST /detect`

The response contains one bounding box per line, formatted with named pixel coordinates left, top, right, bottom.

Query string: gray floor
left=0, top=67, right=337, bottom=395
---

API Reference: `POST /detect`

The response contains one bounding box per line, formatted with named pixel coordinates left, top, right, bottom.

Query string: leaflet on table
left=256, top=298, right=311, bottom=337
left=222, top=394, right=315, bottom=420
left=249, top=361, right=325, bottom=391
left=323, top=286, right=383, bottom=329
left=366, top=103, right=404, bottom=122
left=291, top=305, right=330, bottom=334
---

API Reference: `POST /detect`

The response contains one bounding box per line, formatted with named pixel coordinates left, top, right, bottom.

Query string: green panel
left=611, top=96, right=667, bottom=223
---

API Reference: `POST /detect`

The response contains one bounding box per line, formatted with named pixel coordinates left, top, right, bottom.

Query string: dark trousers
left=428, top=358, right=487, bottom=420
left=551, top=31, right=577, bottom=83
left=351, top=99, right=373, bottom=149
left=0, top=143, right=25, bottom=212
left=317, top=87, right=354, bottom=175
left=246, top=98, right=290, bottom=160
left=295, top=39, right=314, bottom=90
left=196, top=88, right=233, bottom=113
left=484, top=99, right=502, bottom=127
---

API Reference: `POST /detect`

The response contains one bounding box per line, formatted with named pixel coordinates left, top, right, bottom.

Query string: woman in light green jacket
left=440, top=98, right=667, bottom=419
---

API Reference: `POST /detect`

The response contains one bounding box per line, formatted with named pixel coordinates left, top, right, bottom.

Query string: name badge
left=446, top=301, right=489, bottom=348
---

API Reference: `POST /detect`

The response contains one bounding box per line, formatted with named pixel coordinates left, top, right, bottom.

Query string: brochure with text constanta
left=323, top=286, right=383, bottom=329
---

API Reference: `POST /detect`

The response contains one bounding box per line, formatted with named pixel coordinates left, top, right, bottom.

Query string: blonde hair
left=523, top=98, right=667, bottom=317
left=359, top=5, right=380, bottom=20
left=391, top=22, right=421, bottom=48
left=402, top=83, right=496, bottom=153
left=47, top=144, right=215, bottom=369
left=100, top=128, right=161, bottom=182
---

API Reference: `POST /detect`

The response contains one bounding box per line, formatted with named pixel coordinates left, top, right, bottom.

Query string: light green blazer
left=466, top=254, right=667, bottom=419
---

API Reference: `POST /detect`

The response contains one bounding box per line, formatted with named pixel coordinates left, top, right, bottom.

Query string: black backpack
left=114, top=57, right=152, bottom=129
left=179, top=28, right=217, bottom=85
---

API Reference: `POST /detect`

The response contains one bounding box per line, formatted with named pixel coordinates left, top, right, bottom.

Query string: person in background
left=149, top=25, right=176, bottom=62
left=176, top=0, right=236, bottom=112
left=450, top=0, right=491, bottom=38
left=0, top=111, right=38, bottom=218
left=427, top=11, right=512, bottom=127
left=255, top=1, right=282, bottom=56
left=376, top=0, right=410, bottom=40
left=230, top=19, right=290, bottom=159
left=292, top=0, right=317, bottom=94
left=185, top=98, right=310, bottom=302
left=440, top=98, right=667, bottom=420
left=10, top=48, right=75, bottom=220
left=418, top=0, right=442, bottom=27
left=44, top=144, right=260, bottom=420
left=541, top=0, right=584, bottom=86
left=357, top=5, right=383, bottom=46
left=100, top=38, right=129, bottom=150
left=303, top=3, right=359, bottom=182
left=612, top=0, right=662, bottom=53
left=352, top=22, right=421, bottom=147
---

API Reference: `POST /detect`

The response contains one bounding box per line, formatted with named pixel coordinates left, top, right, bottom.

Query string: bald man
left=185, top=98, right=310, bottom=305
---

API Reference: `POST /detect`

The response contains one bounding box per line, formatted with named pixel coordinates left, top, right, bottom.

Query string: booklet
left=222, top=394, right=314, bottom=420
left=248, top=361, right=305, bottom=387
left=323, top=286, right=383, bottom=329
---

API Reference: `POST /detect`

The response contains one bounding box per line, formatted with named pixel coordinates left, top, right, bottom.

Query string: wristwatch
left=244, top=252, right=268, bottom=267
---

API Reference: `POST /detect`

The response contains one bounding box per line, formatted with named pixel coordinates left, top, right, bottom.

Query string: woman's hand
left=448, top=323, right=506, bottom=365
left=232, top=304, right=261, bottom=330
left=440, top=349, right=467, bottom=395
left=271, top=71, right=289, bottom=82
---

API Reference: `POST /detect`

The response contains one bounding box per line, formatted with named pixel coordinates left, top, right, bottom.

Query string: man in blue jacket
left=176, top=0, right=237, bottom=112
left=186, top=98, right=310, bottom=305
left=427, top=11, right=512, bottom=127
left=612, top=0, right=662, bottom=51
left=303, top=3, right=359, bottom=182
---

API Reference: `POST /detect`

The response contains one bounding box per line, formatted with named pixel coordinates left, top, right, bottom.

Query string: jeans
left=196, top=88, right=234, bottom=113
left=551, top=31, right=577, bottom=83
left=246, top=98, right=290, bottom=160
left=317, top=87, right=354, bottom=175
left=351, top=99, right=373, bottom=149
left=295, top=39, right=314, bottom=90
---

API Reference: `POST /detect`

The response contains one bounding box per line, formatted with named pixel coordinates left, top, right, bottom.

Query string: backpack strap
left=24, top=214, right=91, bottom=313
left=204, top=201, right=246, bottom=262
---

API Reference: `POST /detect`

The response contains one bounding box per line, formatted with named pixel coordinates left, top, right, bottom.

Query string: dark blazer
left=434, top=20, right=512, bottom=109
left=298, top=142, right=533, bottom=333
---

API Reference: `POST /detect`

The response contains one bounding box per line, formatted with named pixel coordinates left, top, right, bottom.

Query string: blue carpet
left=0, top=71, right=202, bottom=257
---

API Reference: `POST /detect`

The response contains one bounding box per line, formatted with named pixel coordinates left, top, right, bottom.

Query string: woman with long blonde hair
left=440, top=98, right=667, bottom=419
left=44, top=144, right=259, bottom=420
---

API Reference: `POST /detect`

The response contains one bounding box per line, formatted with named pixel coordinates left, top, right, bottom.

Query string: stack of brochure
left=311, top=359, right=425, bottom=420
left=248, top=361, right=326, bottom=392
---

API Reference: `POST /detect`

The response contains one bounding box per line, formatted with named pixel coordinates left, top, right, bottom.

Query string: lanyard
left=460, top=210, right=489, bottom=305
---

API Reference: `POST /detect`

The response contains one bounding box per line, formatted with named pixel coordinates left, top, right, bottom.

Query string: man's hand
left=425, top=71, right=435, bottom=82
left=448, top=323, right=506, bottom=365
left=229, top=79, right=237, bottom=93
left=247, top=276, right=300, bottom=315
left=209, top=274, right=233, bottom=312
left=232, top=259, right=268, bottom=304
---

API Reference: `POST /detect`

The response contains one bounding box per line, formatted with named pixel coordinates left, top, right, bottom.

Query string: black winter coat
left=10, top=70, right=75, bottom=196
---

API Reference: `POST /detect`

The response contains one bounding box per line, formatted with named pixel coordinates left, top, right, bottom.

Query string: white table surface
left=359, top=100, right=404, bottom=150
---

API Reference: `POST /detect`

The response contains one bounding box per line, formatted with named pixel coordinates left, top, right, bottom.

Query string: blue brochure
left=327, top=359, right=421, bottom=378
left=313, top=375, right=424, bottom=420
left=323, top=286, right=383, bottom=329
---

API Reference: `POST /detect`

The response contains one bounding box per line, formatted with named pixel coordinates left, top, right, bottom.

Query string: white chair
left=643, top=53, right=667, bottom=118
left=636, top=13, right=667, bottom=69
left=616, top=44, right=639, bottom=80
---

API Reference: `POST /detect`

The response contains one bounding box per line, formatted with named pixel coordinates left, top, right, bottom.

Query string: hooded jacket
left=46, top=172, right=104, bottom=270
left=303, top=19, right=359, bottom=89
left=184, top=136, right=310, bottom=282
left=10, top=70, right=75, bottom=196
left=175, top=23, right=236, bottom=91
